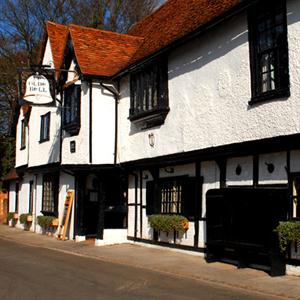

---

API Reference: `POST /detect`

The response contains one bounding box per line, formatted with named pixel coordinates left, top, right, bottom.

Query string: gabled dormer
left=59, top=25, right=143, bottom=166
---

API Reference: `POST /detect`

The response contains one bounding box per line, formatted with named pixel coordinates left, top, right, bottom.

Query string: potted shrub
left=19, top=213, right=33, bottom=230
left=7, top=212, right=15, bottom=226
left=148, top=214, right=189, bottom=234
left=51, top=218, right=59, bottom=227
left=275, top=221, right=300, bottom=252
left=37, top=216, right=57, bottom=235
left=7, top=212, right=14, bottom=222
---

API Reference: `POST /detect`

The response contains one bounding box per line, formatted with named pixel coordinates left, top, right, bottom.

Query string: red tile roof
left=69, top=25, right=143, bottom=77
left=128, top=0, right=240, bottom=65
left=45, top=0, right=242, bottom=78
left=2, top=169, right=19, bottom=182
left=46, top=22, right=69, bottom=77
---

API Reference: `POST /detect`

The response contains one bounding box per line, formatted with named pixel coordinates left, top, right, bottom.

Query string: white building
left=7, top=0, right=300, bottom=275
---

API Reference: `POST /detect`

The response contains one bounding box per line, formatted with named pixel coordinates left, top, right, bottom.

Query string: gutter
left=100, top=82, right=120, bottom=165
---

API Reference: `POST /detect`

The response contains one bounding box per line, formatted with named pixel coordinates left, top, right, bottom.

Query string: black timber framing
left=194, top=161, right=201, bottom=248
left=122, top=134, right=300, bottom=169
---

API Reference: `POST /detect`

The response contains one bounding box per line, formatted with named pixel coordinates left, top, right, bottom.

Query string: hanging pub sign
left=23, top=74, right=54, bottom=105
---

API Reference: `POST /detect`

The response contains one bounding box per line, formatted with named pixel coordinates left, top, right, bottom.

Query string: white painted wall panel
left=201, top=161, right=220, bottom=219
left=91, top=83, right=115, bottom=164
left=15, top=111, right=28, bottom=168
left=226, top=156, right=253, bottom=186
left=258, top=152, right=287, bottom=184
left=59, top=172, right=75, bottom=239
left=62, top=82, right=90, bottom=165
left=28, top=106, right=61, bottom=167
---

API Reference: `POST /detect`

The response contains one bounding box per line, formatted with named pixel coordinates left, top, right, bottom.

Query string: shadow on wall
left=168, top=14, right=248, bottom=81
left=48, top=109, right=61, bottom=164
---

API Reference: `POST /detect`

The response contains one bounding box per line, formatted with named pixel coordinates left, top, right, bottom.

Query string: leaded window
left=63, top=84, right=81, bottom=135
left=129, top=60, right=169, bottom=127
left=146, top=176, right=201, bottom=220
left=42, top=174, right=58, bottom=216
left=40, top=112, right=50, bottom=142
left=248, top=0, right=289, bottom=103
left=20, top=119, right=26, bottom=149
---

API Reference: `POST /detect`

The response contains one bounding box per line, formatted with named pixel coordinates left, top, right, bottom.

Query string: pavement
left=0, top=225, right=299, bottom=300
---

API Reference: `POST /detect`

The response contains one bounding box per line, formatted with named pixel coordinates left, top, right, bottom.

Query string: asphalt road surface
left=0, top=238, right=280, bottom=300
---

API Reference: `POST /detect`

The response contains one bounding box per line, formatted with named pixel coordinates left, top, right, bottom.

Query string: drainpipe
left=89, top=81, right=93, bottom=164
left=100, top=82, right=120, bottom=165
left=34, top=174, right=38, bottom=233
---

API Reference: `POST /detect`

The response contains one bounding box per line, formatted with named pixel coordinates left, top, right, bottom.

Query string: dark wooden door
left=206, top=187, right=288, bottom=274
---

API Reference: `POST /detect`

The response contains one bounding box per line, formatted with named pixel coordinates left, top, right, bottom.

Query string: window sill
left=63, top=122, right=80, bottom=136
left=39, top=137, right=50, bottom=144
left=248, top=88, right=290, bottom=105
left=129, top=107, right=169, bottom=128
left=41, top=211, right=57, bottom=217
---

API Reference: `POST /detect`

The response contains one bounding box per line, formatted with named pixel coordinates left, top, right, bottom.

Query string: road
left=0, top=238, right=280, bottom=300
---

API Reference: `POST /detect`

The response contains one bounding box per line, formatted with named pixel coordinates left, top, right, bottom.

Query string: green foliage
left=37, top=216, right=56, bottom=229
left=275, top=221, right=300, bottom=252
left=0, top=137, right=15, bottom=184
left=148, top=214, right=189, bottom=233
left=7, top=212, right=15, bottom=221
left=19, top=213, right=32, bottom=224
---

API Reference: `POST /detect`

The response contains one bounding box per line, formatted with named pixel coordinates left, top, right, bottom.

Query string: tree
left=0, top=0, right=161, bottom=178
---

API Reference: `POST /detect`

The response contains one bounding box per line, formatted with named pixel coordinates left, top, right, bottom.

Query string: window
left=40, top=112, right=50, bottom=142
left=20, top=119, right=26, bottom=149
left=146, top=176, right=201, bottom=220
left=248, top=0, right=289, bottom=104
left=129, top=60, right=169, bottom=127
left=63, top=84, right=81, bottom=135
left=29, top=180, right=34, bottom=214
left=292, top=177, right=300, bottom=219
left=42, top=174, right=58, bottom=216
left=15, top=182, right=19, bottom=212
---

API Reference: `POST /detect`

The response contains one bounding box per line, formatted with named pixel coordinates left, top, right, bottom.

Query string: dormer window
left=129, top=59, right=169, bottom=128
left=248, top=0, right=289, bottom=104
left=40, top=112, right=50, bottom=143
left=63, top=84, right=81, bottom=135
left=20, top=119, right=26, bottom=150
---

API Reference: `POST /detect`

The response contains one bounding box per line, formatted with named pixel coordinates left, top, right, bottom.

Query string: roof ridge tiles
left=68, top=24, right=144, bottom=41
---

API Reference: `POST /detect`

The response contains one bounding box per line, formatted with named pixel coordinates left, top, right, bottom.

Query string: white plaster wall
left=91, top=83, right=115, bottom=164
left=226, top=156, right=253, bottom=186
left=200, top=161, right=220, bottom=248
left=118, top=2, right=300, bottom=163
left=127, top=174, right=136, bottom=237
left=15, top=111, right=28, bottom=168
left=42, top=39, right=54, bottom=68
left=28, top=105, right=61, bottom=167
left=59, top=172, right=75, bottom=240
left=61, top=81, right=90, bottom=165
left=14, top=174, right=35, bottom=230
left=258, top=152, right=288, bottom=185
left=8, top=181, right=17, bottom=212
left=159, top=163, right=195, bottom=178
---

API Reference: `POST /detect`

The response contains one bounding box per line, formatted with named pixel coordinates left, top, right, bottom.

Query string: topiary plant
left=37, top=215, right=56, bottom=229
left=275, top=221, right=300, bottom=252
left=148, top=214, right=189, bottom=233
left=19, top=213, right=31, bottom=224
